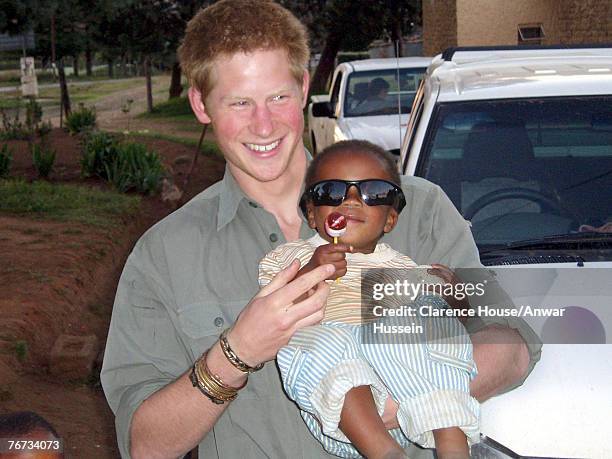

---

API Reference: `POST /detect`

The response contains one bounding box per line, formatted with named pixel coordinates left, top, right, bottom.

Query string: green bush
left=32, top=143, right=56, bottom=178
left=25, top=97, right=43, bottom=132
left=81, top=131, right=119, bottom=178
left=0, top=108, right=29, bottom=140
left=0, top=144, right=12, bottom=178
left=105, top=142, right=165, bottom=195
left=66, top=103, right=97, bottom=134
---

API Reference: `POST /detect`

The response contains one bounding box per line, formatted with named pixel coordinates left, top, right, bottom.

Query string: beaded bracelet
left=219, top=328, right=264, bottom=373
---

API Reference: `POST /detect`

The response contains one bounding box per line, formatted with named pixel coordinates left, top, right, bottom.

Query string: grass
left=138, top=96, right=193, bottom=121
left=0, top=179, right=141, bottom=228
left=0, top=77, right=164, bottom=110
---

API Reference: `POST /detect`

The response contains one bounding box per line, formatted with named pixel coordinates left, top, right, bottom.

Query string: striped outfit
left=259, top=235, right=479, bottom=457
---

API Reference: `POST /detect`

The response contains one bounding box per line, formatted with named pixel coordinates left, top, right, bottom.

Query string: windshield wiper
left=480, top=232, right=612, bottom=255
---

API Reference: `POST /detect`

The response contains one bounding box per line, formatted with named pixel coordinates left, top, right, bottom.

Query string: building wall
left=422, top=0, right=610, bottom=56
left=556, top=0, right=611, bottom=44
left=456, top=0, right=559, bottom=46
left=423, top=0, right=458, bottom=56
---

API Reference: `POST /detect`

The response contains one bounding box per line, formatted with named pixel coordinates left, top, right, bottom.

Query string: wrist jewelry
left=190, top=351, right=246, bottom=404
left=219, top=328, right=264, bottom=373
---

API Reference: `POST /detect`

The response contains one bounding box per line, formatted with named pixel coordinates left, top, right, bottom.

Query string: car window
left=344, top=68, right=426, bottom=117
left=417, top=96, right=612, bottom=247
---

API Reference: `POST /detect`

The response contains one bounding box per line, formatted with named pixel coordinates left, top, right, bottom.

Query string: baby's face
left=306, top=151, right=398, bottom=253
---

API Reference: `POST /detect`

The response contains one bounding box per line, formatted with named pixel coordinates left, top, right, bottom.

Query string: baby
left=259, top=140, right=479, bottom=459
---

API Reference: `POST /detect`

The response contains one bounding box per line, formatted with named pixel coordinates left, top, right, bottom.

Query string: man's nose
left=250, top=104, right=274, bottom=138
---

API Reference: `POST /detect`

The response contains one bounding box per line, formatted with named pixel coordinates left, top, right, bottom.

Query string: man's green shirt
left=101, top=166, right=541, bottom=458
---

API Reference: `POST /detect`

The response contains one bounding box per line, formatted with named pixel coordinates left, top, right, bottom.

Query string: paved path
left=0, top=77, right=139, bottom=93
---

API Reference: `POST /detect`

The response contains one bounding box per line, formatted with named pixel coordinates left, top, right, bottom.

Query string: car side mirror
left=312, top=101, right=335, bottom=118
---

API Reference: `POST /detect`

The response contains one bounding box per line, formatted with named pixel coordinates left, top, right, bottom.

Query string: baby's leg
left=433, top=427, right=469, bottom=459
left=339, top=386, right=407, bottom=459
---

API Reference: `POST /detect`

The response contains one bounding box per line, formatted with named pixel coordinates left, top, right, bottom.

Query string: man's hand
left=380, top=395, right=400, bottom=430
left=428, top=263, right=471, bottom=322
left=226, top=260, right=335, bottom=368
left=300, top=243, right=353, bottom=281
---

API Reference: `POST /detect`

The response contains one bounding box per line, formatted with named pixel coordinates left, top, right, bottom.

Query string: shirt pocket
left=176, top=299, right=248, bottom=360
left=176, top=299, right=284, bottom=401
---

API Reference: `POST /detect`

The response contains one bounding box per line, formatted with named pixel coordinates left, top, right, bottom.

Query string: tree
left=283, top=0, right=421, bottom=96
left=167, top=0, right=210, bottom=99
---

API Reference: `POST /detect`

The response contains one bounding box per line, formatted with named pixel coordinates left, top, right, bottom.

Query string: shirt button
left=248, top=201, right=258, bottom=208
left=214, top=317, right=224, bottom=328
left=269, top=233, right=278, bottom=242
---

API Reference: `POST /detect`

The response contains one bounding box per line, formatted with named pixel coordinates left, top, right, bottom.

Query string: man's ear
left=306, top=202, right=317, bottom=229
left=383, top=208, right=399, bottom=233
left=188, top=86, right=212, bottom=124
left=301, top=71, right=310, bottom=109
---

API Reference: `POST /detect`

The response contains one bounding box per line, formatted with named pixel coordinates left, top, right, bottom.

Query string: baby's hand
left=306, top=243, right=353, bottom=280
left=428, top=263, right=471, bottom=322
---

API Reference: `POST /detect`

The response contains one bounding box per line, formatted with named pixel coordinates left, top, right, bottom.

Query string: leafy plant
left=66, top=103, right=97, bottom=134
left=81, top=131, right=119, bottom=178
left=0, top=144, right=12, bottom=178
left=36, top=120, right=53, bottom=137
left=25, top=97, right=43, bottom=132
left=32, top=143, right=56, bottom=178
left=0, top=108, right=29, bottom=140
left=105, top=142, right=165, bottom=195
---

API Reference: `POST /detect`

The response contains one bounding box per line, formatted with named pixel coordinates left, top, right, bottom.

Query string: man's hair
left=0, top=411, right=60, bottom=438
left=369, top=78, right=389, bottom=97
left=305, top=140, right=402, bottom=188
left=178, top=0, right=309, bottom=99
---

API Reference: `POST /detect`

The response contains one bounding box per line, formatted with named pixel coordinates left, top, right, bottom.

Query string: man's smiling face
left=190, top=48, right=308, bottom=184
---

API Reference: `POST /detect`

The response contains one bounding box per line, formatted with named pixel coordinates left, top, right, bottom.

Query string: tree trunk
left=72, top=55, right=79, bottom=77
left=107, top=58, right=114, bottom=78
left=144, top=55, right=153, bottom=112
left=85, top=46, right=93, bottom=76
left=169, top=62, right=183, bottom=99
left=57, top=59, right=71, bottom=118
left=310, top=32, right=342, bottom=96
left=121, top=53, right=127, bottom=77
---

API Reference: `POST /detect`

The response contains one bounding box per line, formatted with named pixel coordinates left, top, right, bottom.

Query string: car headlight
left=471, top=436, right=574, bottom=459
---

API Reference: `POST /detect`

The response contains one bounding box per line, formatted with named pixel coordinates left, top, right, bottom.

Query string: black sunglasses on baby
left=302, top=179, right=406, bottom=213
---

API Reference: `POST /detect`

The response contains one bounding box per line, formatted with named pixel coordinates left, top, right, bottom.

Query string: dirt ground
left=0, top=129, right=225, bottom=458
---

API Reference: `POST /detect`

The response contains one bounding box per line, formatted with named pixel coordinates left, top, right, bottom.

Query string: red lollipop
left=325, top=212, right=347, bottom=239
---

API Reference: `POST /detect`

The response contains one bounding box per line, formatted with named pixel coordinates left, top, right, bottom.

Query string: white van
left=399, top=46, right=612, bottom=458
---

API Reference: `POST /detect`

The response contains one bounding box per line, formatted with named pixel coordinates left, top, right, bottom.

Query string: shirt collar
left=216, top=149, right=314, bottom=232
left=217, top=165, right=250, bottom=231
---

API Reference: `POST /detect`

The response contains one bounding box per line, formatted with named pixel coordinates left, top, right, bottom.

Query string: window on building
left=518, top=24, right=545, bottom=45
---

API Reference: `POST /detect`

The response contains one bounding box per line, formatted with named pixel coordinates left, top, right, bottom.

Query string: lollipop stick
left=333, top=236, right=340, bottom=283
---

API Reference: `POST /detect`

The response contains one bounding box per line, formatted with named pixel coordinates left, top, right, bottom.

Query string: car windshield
left=344, top=68, right=426, bottom=117
left=418, top=96, right=612, bottom=249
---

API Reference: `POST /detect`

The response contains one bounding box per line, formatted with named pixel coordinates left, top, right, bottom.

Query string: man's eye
left=272, top=95, right=288, bottom=102
left=231, top=100, right=249, bottom=107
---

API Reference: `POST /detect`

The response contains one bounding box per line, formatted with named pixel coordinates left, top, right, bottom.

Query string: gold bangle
left=219, top=328, right=264, bottom=373
left=190, top=351, right=245, bottom=404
